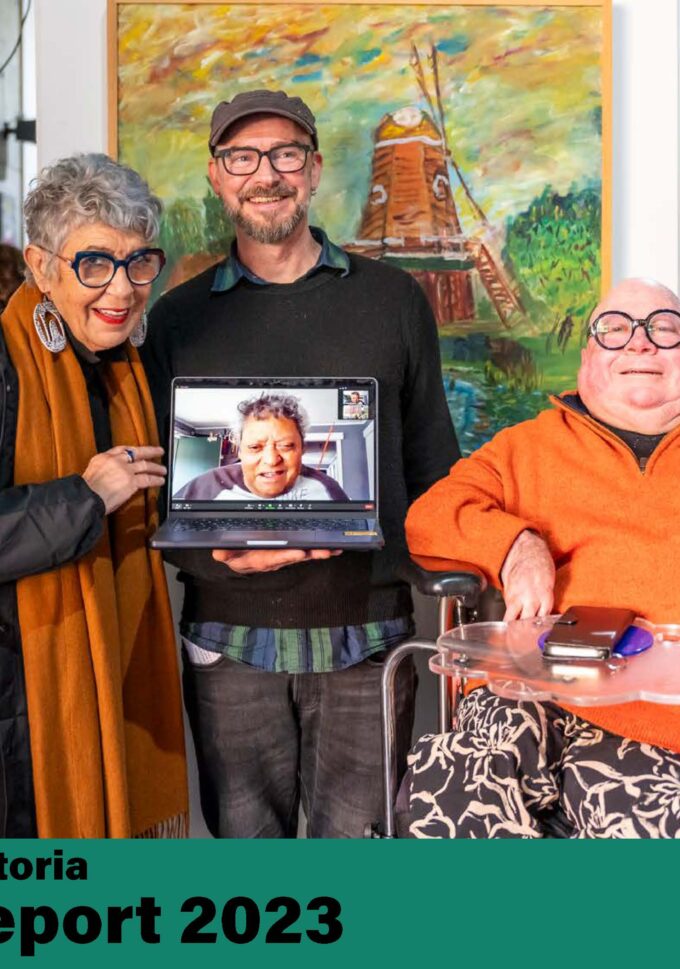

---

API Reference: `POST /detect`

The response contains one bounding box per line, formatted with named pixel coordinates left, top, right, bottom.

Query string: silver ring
left=124, top=448, right=135, bottom=464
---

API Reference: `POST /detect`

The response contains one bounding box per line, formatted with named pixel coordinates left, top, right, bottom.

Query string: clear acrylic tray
left=432, top=616, right=680, bottom=706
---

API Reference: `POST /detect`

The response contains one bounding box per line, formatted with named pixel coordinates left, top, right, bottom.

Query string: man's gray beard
left=225, top=200, right=309, bottom=244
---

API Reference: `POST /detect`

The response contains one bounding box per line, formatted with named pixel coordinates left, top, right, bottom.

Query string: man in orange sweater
left=405, top=278, right=680, bottom=837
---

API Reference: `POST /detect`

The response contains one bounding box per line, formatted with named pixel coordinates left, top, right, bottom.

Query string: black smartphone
left=543, top=605, right=636, bottom=661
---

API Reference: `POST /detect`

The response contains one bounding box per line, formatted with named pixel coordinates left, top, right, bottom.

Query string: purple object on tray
left=537, top=624, right=653, bottom=658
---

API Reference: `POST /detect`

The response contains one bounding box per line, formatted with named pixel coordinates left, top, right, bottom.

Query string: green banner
left=0, top=840, right=675, bottom=966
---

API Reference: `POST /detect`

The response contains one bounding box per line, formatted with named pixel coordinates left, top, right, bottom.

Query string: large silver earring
left=33, top=298, right=67, bottom=353
left=129, top=310, right=147, bottom=347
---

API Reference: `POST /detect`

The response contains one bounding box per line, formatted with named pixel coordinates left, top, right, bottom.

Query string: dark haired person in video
left=344, top=391, right=368, bottom=421
left=0, top=244, right=25, bottom=314
left=177, top=393, right=349, bottom=500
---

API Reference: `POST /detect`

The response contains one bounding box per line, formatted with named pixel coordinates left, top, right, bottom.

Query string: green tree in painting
left=158, top=197, right=205, bottom=270
left=503, top=185, right=601, bottom=327
left=203, top=183, right=234, bottom=255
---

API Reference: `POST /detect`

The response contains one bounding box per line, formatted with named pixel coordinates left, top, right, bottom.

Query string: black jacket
left=0, top=325, right=106, bottom=836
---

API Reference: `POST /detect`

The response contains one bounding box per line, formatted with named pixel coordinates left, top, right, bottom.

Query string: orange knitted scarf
left=3, top=283, right=187, bottom=837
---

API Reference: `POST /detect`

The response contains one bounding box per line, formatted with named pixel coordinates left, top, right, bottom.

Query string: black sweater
left=144, top=254, right=459, bottom=628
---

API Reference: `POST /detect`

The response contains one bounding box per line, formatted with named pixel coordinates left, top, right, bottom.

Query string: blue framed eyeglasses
left=42, top=246, right=166, bottom=288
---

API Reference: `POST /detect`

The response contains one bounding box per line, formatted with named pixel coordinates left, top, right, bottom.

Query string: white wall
left=612, top=0, right=678, bottom=287
left=0, top=0, right=23, bottom=243
left=35, top=0, right=108, bottom=166
left=21, top=0, right=37, bottom=207
left=35, top=0, right=680, bottom=287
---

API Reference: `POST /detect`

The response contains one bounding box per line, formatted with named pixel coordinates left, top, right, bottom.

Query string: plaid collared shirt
left=181, top=616, right=413, bottom=674
left=211, top=225, right=349, bottom=292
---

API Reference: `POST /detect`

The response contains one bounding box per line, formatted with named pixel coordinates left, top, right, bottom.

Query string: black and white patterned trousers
left=407, top=688, right=680, bottom=838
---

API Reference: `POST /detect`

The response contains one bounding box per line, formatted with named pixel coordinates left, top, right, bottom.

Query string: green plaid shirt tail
left=182, top=617, right=413, bottom=674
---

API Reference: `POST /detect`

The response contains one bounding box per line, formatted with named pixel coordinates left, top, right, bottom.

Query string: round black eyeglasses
left=42, top=247, right=166, bottom=288
left=590, top=310, right=680, bottom=350
left=214, top=142, right=313, bottom=176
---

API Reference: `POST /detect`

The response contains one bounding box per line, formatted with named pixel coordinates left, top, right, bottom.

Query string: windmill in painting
left=347, top=45, right=524, bottom=329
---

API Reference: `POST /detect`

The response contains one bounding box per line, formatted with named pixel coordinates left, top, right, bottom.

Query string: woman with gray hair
left=0, top=153, right=187, bottom=837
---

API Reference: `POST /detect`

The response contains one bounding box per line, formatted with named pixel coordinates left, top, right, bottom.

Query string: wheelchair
left=367, top=555, right=486, bottom=838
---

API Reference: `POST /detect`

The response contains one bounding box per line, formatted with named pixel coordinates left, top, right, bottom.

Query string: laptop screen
left=170, top=379, right=377, bottom=514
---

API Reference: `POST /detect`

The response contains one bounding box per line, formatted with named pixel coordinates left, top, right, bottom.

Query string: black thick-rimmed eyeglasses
left=41, top=246, right=166, bottom=288
left=214, top=142, right=314, bottom=176
left=590, top=310, right=680, bottom=350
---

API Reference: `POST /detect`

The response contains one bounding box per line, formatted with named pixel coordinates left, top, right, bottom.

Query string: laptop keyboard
left=174, top=518, right=370, bottom=532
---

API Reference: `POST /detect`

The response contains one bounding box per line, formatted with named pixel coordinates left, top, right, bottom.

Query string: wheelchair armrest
left=400, top=554, right=487, bottom=604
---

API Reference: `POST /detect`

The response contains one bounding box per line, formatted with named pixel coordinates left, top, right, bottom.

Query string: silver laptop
left=150, top=377, right=384, bottom=550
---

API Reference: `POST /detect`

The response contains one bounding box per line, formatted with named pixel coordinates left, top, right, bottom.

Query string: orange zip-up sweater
left=406, top=394, right=680, bottom=752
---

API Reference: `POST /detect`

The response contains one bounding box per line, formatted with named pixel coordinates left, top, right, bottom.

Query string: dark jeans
left=182, top=648, right=415, bottom=838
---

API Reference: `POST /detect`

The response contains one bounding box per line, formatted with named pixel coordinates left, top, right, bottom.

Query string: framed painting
left=109, top=0, right=611, bottom=453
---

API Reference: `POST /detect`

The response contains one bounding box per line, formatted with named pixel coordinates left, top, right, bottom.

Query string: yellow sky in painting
left=117, top=3, right=603, bottom=242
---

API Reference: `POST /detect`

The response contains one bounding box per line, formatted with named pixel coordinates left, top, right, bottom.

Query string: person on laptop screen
left=343, top=391, right=368, bottom=421
left=176, top=393, right=349, bottom=501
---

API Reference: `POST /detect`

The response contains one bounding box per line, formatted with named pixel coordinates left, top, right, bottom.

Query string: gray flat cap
left=209, top=89, right=318, bottom=152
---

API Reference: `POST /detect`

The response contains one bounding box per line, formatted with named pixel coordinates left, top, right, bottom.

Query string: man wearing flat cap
left=144, top=89, right=459, bottom=838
